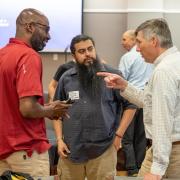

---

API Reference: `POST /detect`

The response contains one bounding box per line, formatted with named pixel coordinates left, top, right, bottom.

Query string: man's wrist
left=56, top=136, right=63, bottom=142
left=121, top=81, right=128, bottom=92
left=115, top=133, right=123, bottom=138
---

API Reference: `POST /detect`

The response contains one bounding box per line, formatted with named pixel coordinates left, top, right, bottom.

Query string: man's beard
left=76, top=57, right=104, bottom=99
left=31, top=32, right=46, bottom=52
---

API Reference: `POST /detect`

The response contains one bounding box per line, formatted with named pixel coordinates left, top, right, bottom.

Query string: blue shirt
left=54, top=64, right=136, bottom=163
left=118, top=46, right=153, bottom=89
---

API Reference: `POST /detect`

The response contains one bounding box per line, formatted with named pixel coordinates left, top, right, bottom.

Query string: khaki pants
left=0, top=150, right=50, bottom=177
left=138, top=144, right=180, bottom=178
left=58, top=144, right=117, bottom=180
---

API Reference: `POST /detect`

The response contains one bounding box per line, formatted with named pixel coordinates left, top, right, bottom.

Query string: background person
left=48, top=60, right=76, bottom=102
left=0, top=8, right=70, bottom=176
left=118, top=29, right=153, bottom=176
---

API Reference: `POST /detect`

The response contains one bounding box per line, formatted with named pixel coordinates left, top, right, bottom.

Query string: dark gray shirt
left=54, top=64, right=136, bottom=163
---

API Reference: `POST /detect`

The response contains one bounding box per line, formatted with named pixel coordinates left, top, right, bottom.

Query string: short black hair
left=70, top=34, right=95, bottom=54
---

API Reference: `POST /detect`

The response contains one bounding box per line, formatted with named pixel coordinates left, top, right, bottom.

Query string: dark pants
left=122, top=108, right=146, bottom=174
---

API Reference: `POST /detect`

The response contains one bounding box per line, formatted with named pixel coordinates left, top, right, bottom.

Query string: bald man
left=0, top=8, right=70, bottom=176
left=118, top=30, right=153, bottom=176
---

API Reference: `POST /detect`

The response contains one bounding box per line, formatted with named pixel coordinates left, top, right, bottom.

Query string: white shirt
left=118, top=46, right=153, bottom=89
left=121, top=46, right=180, bottom=175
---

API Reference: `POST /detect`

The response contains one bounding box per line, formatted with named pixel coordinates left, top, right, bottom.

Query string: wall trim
left=164, top=10, right=180, bottom=13
left=84, top=9, right=127, bottom=13
left=84, top=8, right=180, bottom=14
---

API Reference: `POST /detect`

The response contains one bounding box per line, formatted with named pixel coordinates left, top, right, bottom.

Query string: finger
left=61, top=103, right=72, bottom=107
left=55, top=109, right=68, bottom=116
left=117, top=146, right=122, bottom=151
left=60, top=151, right=68, bottom=158
left=57, top=149, right=64, bottom=157
left=59, top=147, right=68, bottom=157
left=105, top=85, right=115, bottom=89
left=96, top=72, right=113, bottom=77
left=115, top=145, right=120, bottom=151
left=64, top=145, right=70, bottom=153
left=64, top=113, right=70, bottom=119
left=53, top=100, right=71, bottom=107
left=55, top=117, right=62, bottom=121
left=55, top=104, right=72, bottom=108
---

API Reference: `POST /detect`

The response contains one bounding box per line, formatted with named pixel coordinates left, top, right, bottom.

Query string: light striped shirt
left=121, top=46, right=180, bottom=175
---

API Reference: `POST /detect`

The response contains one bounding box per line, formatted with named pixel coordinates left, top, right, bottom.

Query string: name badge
left=69, top=91, right=79, bottom=100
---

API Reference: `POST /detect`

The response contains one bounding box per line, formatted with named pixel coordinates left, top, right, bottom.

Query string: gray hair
left=135, top=18, right=173, bottom=48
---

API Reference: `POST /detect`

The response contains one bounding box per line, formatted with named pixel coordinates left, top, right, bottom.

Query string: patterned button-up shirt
left=121, top=46, right=180, bottom=175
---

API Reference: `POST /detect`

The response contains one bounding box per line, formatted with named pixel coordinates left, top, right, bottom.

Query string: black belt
left=173, top=141, right=180, bottom=145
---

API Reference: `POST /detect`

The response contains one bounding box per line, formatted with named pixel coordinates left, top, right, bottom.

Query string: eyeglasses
left=32, top=22, right=50, bottom=33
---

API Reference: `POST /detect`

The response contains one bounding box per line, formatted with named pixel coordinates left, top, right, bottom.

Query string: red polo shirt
left=0, top=38, right=51, bottom=159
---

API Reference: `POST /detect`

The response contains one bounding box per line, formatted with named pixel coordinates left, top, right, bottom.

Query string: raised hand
left=96, top=72, right=128, bottom=91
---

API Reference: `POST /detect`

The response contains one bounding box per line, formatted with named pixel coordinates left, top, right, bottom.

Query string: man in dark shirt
left=48, top=60, right=75, bottom=102
left=54, top=60, right=76, bottom=81
left=53, top=34, right=136, bottom=180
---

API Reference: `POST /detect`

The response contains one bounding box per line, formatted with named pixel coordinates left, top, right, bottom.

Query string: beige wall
left=42, top=0, right=180, bottom=91
left=83, top=13, right=127, bottom=67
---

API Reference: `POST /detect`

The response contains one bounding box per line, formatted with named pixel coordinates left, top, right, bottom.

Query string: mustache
left=83, top=56, right=98, bottom=65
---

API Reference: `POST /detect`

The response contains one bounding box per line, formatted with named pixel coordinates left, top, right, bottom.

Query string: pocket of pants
left=57, top=160, right=62, bottom=177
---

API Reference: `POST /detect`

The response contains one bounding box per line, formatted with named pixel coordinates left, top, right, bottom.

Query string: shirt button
left=84, top=101, right=86, bottom=103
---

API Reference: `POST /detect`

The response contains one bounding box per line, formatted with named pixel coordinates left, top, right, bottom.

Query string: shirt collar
left=129, top=45, right=136, bottom=52
left=69, top=66, right=77, bottom=75
left=154, top=46, right=178, bottom=67
left=9, top=38, right=31, bottom=48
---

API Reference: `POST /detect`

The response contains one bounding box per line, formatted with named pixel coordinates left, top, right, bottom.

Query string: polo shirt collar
left=9, top=38, right=31, bottom=48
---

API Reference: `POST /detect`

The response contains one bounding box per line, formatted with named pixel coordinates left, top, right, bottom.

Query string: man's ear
left=151, top=35, right=159, bottom=47
left=25, top=23, right=34, bottom=33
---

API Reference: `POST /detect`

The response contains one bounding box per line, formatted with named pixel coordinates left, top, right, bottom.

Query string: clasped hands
left=45, top=100, right=71, bottom=120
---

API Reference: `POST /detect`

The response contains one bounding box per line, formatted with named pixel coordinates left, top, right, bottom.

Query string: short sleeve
left=16, top=53, right=43, bottom=98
